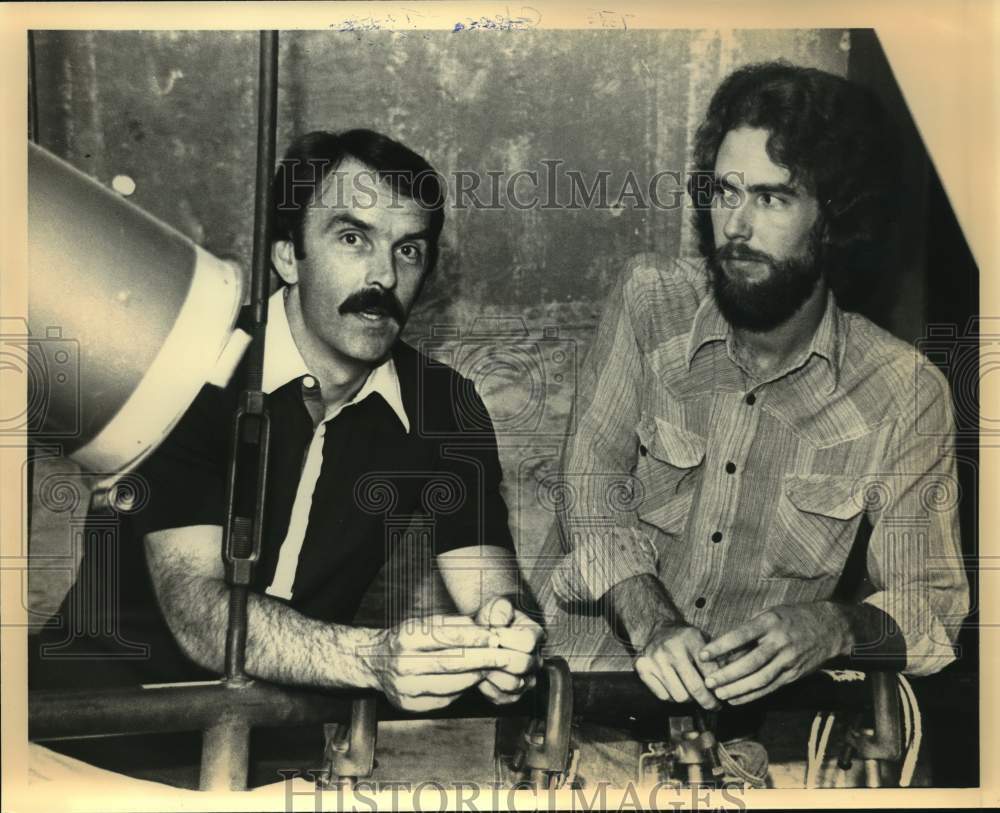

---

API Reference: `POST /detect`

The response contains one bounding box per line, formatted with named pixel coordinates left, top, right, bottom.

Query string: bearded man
left=536, top=62, right=969, bottom=782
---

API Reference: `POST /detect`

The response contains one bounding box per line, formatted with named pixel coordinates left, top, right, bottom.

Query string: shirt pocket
left=634, top=414, right=705, bottom=536
left=764, top=474, right=865, bottom=581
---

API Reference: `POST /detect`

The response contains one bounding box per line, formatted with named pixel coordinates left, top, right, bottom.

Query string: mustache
left=715, top=243, right=775, bottom=265
left=338, top=287, right=406, bottom=323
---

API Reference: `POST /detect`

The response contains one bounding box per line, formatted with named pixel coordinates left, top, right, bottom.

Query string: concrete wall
left=33, top=29, right=848, bottom=325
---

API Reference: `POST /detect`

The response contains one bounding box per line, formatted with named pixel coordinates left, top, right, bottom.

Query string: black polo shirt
left=30, top=340, right=514, bottom=689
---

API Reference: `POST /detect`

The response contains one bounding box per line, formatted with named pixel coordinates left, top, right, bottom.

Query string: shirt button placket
left=702, top=391, right=753, bottom=603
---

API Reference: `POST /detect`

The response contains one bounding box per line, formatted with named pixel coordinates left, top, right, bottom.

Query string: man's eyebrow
left=325, top=213, right=373, bottom=231
left=746, top=182, right=800, bottom=198
left=324, top=215, right=431, bottom=244
left=395, top=229, right=433, bottom=245
left=714, top=175, right=800, bottom=198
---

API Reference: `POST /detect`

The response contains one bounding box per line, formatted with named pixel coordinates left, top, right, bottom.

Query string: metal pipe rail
left=27, top=678, right=560, bottom=743
left=29, top=660, right=901, bottom=790
left=28, top=667, right=885, bottom=743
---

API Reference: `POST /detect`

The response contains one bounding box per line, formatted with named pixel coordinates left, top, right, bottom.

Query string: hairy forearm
left=156, top=570, right=383, bottom=690
left=610, top=574, right=685, bottom=650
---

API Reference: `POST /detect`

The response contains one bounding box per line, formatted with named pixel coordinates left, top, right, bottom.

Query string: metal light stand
left=208, top=29, right=278, bottom=791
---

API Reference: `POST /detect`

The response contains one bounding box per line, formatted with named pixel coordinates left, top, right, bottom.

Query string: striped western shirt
left=541, top=257, right=968, bottom=677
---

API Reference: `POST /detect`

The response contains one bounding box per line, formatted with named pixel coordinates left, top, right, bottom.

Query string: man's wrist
left=642, top=615, right=690, bottom=651
left=611, top=574, right=683, bottom=650
left=818, top=601, right=855, bottom=658
left=821, top=601, right=907, bottom=665
left=347, top=626, right=388, bottom=692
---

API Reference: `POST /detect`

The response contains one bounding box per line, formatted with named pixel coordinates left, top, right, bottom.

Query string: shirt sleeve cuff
left=552, top=526, right=659, bottom=603
left=863, top=591, right=959, bottom=677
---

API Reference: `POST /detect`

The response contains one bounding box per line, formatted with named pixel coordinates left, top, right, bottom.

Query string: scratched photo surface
left=25, top=26, right=979, bottom=795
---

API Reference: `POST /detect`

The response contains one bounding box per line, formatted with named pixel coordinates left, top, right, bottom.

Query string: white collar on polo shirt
left=260, top=288, right=411, bottom=433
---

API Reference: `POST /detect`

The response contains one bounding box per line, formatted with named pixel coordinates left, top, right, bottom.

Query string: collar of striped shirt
left=684, top=285, right=847, bottom=395
left=260, top=288, right=411, bottom=433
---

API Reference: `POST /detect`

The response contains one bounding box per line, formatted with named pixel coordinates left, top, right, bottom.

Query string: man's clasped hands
left=365, top=597, right=546, bottom=712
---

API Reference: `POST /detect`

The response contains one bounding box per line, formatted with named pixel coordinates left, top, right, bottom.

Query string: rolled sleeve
left=553, top=528, right=658, bottom=603
left=554, top=271, right=659, bottom=602
left=864, top=363, right=969, bottom=677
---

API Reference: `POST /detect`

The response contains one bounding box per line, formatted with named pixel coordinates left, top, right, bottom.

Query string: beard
left=707, top=240, right=823, bottom=332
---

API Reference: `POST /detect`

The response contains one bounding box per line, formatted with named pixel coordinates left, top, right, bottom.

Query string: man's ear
left=813, top=211, right=833, bottom=248
left=271, top=239, right=298, bottom=286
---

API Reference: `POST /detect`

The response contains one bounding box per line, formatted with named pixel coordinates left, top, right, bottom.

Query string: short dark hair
left=271, top=128, right=446, bottom=272
left=688, top=61, right=901, bottom=308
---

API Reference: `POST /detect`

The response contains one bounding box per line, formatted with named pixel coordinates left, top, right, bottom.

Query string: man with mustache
left=541, top=62, right=968, bottom=783
left=33, top=130, right=543, bottom=720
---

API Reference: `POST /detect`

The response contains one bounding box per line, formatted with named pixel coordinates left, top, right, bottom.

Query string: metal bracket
left=494, top=658, right=575, bottom=788
left=317, top=696, right=378, bottom=787
left=840, top=671, right=904, bottom=787
left=844, top=671, right=903, bottom=761
left=666, top=714, right=720, bottom=785
left=522, top=658, right=574, bottom=786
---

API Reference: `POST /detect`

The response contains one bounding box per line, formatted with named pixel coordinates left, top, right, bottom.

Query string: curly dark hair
left=688, top=61, right=901, bottom=309
left=271, top=128, right=446, bottom=274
